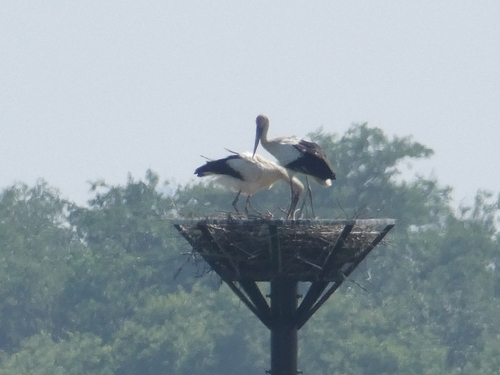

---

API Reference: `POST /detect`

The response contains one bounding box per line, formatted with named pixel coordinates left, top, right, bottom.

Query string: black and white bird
left=252, top=114, right=336, bottom=216
left=194, top=151, right=304, bottom=218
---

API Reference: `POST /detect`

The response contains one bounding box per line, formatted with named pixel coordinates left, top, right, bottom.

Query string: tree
left=110, top=283, right=265, bottom=375
left=1, top=124, right=499, bottom=374
left=0, top=181, right=75, bottom=350
left=0, top=332, right=113, bottom=375
left=55, top=171, right=196, bottom=342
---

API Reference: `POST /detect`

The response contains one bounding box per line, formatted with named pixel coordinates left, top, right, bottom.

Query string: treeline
left=0, top=124, right=498, bottom=374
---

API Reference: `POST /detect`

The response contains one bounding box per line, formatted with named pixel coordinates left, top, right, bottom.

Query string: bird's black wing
left=294, top=139, right=328, bottom=159
left=194, top=155, right=244, bottom=180
left=286, top=140, right=336, bottom=180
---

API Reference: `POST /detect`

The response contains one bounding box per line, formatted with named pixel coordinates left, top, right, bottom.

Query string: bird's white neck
left=259, top=122, right=270, bottom=146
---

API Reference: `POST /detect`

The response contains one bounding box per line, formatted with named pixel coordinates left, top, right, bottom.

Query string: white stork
left=252, top=114, right=336, bottom=216
left=194, top=151, right=304, bottom=218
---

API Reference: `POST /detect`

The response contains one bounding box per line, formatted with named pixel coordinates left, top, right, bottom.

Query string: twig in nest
left=345, top=274, right=368, bottom=292
left=170, top=197, right=188, bottom=218
left=336, top=198, right=348, bottom=219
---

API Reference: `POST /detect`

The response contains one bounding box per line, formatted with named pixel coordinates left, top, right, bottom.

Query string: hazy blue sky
left=1, top=2, right=499, bottom=206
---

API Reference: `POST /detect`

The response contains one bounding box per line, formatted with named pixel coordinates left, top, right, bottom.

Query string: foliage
left=0, top=182, right=74, bottom=349
left=0, top=332, right=113, bottom=375
left=0, top=124, right=498, bottom=374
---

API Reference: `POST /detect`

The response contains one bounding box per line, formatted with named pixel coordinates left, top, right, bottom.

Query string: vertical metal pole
left=270, top=279, right=298, bottom=375
left=269, top=224, right=298, bottom=375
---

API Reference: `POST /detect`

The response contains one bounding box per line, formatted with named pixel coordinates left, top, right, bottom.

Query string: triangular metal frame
left=175, top=219, right=395, bottom=374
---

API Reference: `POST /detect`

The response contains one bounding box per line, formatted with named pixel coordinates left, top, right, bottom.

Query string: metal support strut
left=268, top=224, right=299, bottom=375
left=173, top=219, right=395, bottom=375
left=269, top=279, right=298, bottom=375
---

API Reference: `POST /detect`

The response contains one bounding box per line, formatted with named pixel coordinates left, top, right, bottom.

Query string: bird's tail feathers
left=194, top=157, right=243, bottom=180
left=314, top=177, right=333, bottom=186
left=194, top=163, right=212, bottom=177
left=224, top=148, right=239, bottom=155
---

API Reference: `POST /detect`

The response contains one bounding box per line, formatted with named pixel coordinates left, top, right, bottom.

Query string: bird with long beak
left=195, top=151, right=304, bottom=218
left=252, top=114, right=336, bottom=217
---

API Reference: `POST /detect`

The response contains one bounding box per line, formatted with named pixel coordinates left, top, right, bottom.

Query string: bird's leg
left=288, top=190, right=301, bottom=220
left=287, top=200, right=294, bottom=220
left=286, top=177, right=294, bottom=220
left=245, top=196, right=250, bottom=215
left=298, top=194, right=307, bottom=218
left=246, top=196, right=261, bottom=216
left=297, top=183, right=316, bottom=219
left=305, top=176, right=315, bottom=218
left=232, top=191, right=241, bottom=213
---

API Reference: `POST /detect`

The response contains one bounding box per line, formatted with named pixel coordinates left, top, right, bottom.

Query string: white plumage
left=252, top=114, right=336, bottom=218
left=195, top=151, right=304, bottom=217
left=252, top=114, right=336, bottom=185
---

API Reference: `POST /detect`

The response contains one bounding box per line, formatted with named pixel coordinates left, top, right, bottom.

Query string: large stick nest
left=175, top=218, right=394, bottom=282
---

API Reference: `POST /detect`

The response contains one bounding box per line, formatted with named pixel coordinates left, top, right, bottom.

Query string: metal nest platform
left=175, top=217, right=396, bottom=374
left=174, top=218, right=395, bottom=282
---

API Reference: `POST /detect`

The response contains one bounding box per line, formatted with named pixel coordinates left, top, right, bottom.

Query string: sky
left=1, top=1, right=499, bottom=207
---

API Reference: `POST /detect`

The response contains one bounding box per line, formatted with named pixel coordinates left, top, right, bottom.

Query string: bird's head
left=253, top=114, right=269, bottom=157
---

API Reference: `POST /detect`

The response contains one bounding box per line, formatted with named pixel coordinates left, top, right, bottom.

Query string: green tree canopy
left=0, top=123, right=498, bottom=374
